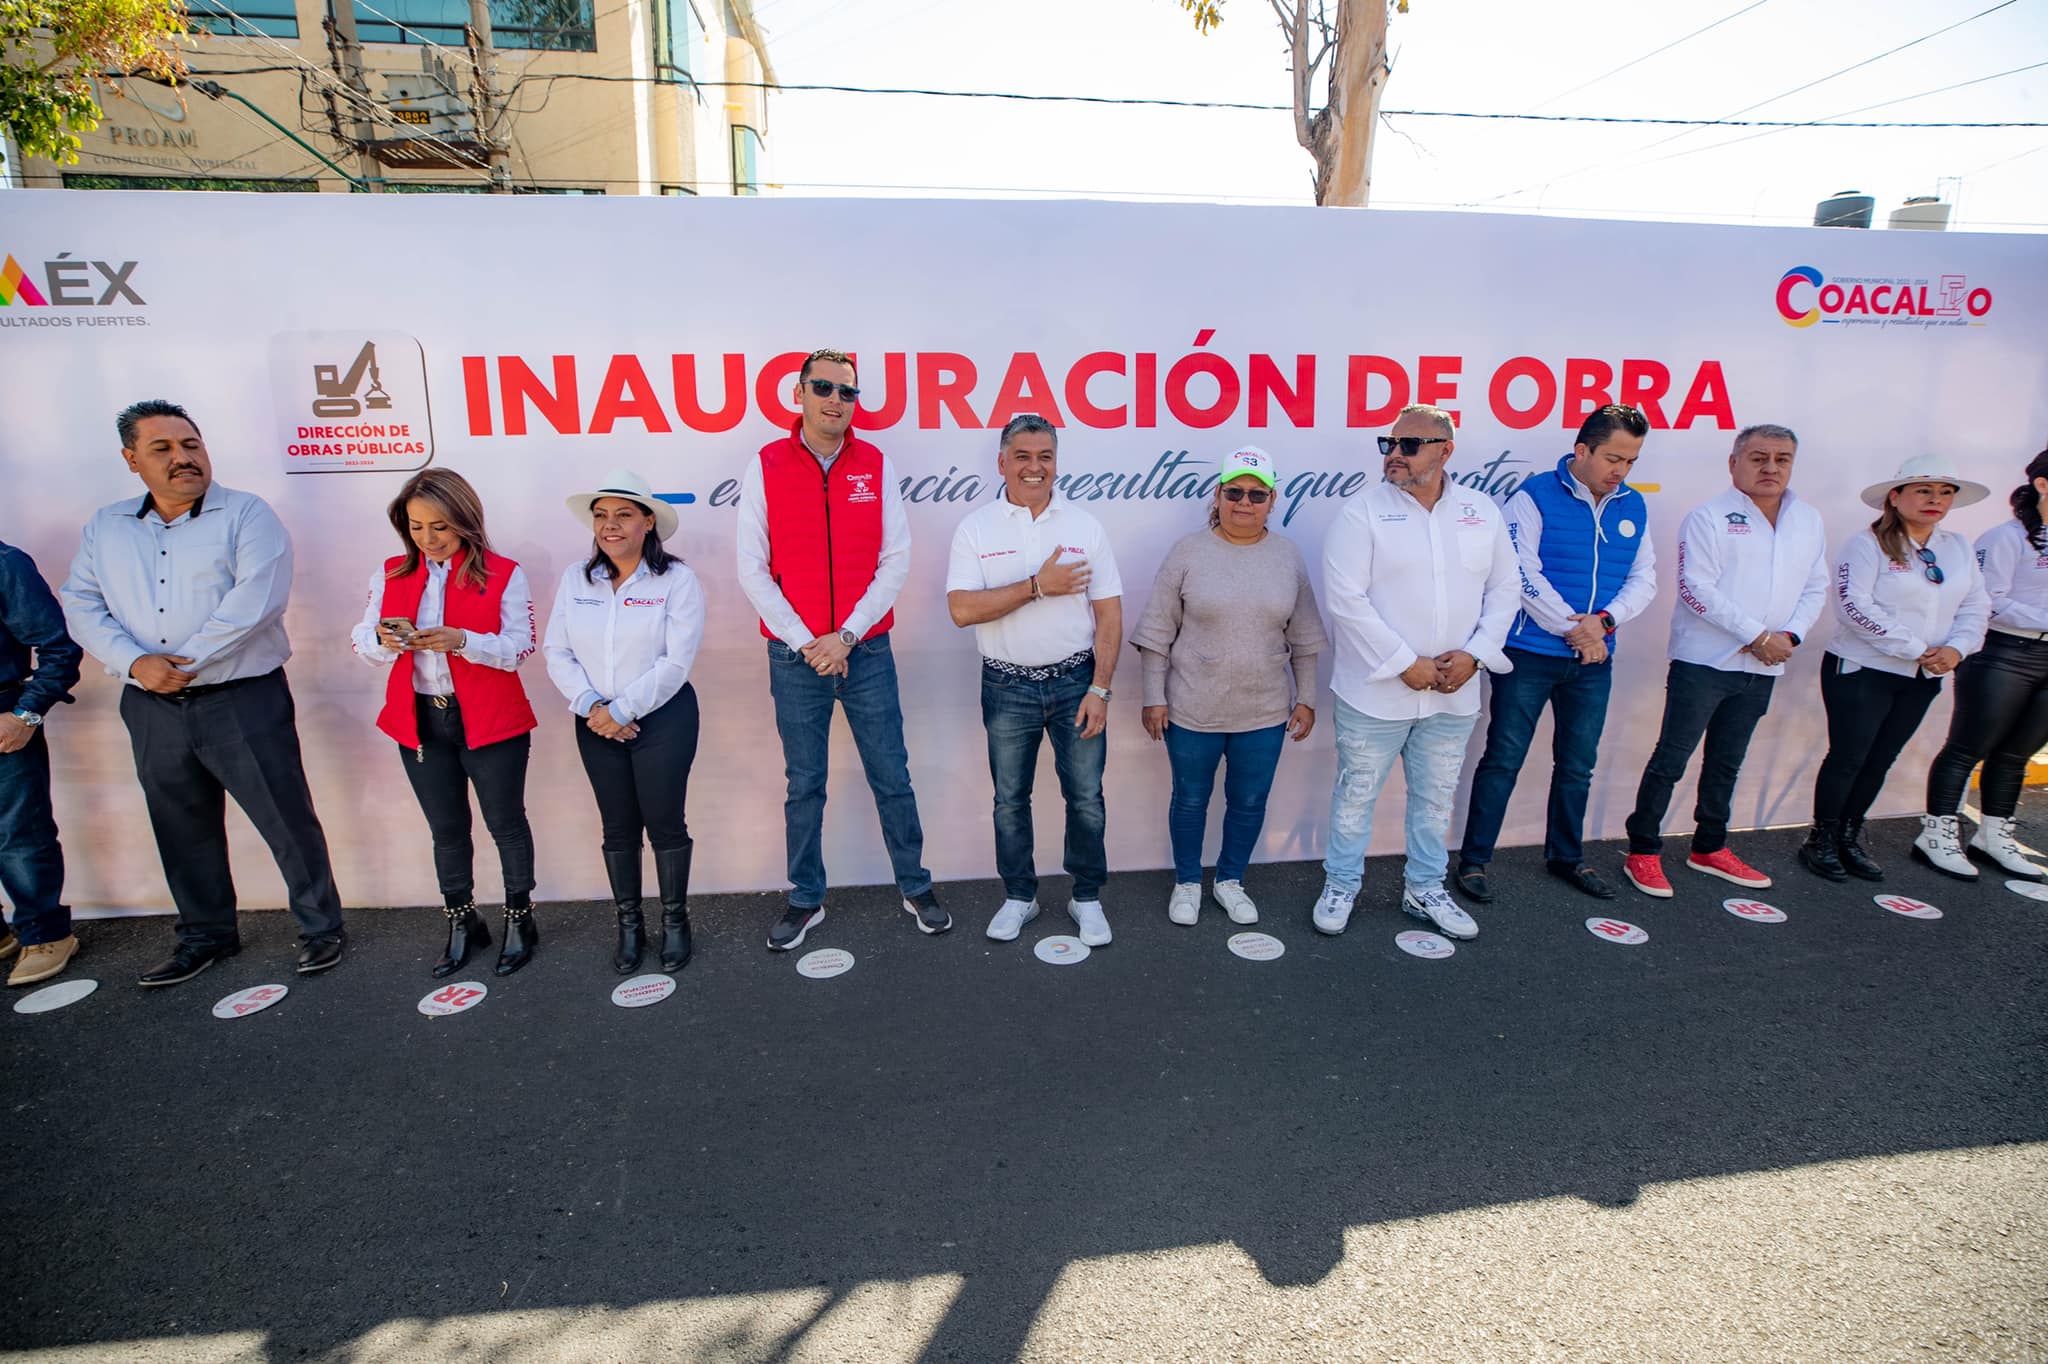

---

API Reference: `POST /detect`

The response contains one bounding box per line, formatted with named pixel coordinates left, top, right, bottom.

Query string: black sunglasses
left=1378, top=436, right=1449, bottom=457
left=1916, top=546, right=1944, bottom=585
left=805, top=379, right=860, bottom=402
left=1221, top=487, right=1272, bottom=504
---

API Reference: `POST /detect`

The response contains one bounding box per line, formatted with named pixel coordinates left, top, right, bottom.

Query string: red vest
left=374, top=550, right=538, bottom=750
left=757, top=424, right=894, bottom=641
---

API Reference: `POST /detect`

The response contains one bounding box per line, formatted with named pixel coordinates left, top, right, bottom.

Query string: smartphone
left=379, top=617, right=416, bottom=642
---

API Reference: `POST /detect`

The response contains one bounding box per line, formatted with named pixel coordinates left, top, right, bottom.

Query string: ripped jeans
left=1321, top=698, right=1478, bottom=897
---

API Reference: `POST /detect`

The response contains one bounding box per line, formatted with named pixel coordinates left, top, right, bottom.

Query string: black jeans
left=397, top=695, right=534, bottom=907
left=573, top=683, right=698, bottom=854
left=1925, top=631, right=2048, bottom=818
left=118, top=669, right=345, bottom=947
left=1626, top=661, right=1777, bottom=855
left=1812, top=652, right=1940, bottom=823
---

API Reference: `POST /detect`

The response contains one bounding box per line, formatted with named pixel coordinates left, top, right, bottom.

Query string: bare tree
left=1180, top=0, right=1403, bottom=207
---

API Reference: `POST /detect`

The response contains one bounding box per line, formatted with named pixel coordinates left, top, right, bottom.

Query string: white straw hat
left=565, top=468, right=678, bottom=541
left=1857, top=454, right=1990, bottom=510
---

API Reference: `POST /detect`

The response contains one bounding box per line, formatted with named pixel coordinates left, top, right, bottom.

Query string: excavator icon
left=311, top=341, right=395, bottom=419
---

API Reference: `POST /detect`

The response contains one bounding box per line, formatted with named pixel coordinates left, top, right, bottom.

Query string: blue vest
left=1507, top=455, right=1648, bottom=659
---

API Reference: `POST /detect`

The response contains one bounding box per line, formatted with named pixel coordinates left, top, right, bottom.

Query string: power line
left=1522, top=0, right=1775, bottom=113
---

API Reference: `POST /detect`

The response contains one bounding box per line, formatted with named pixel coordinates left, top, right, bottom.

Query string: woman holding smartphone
left=543, top=469, right=706, bottom=975
left=351, top=468, right=540, bottom=977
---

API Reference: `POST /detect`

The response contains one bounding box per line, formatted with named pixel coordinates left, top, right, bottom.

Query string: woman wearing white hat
left=1800, top=455, right=1991, bottom=882
left=543, top=469, right=707, bottom=974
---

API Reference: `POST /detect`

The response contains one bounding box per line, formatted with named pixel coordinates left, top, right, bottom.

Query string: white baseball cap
left=1220, top=445, right=1278, bottom=489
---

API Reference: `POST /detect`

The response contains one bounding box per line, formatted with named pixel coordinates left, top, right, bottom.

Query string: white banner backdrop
left=1, top=192, right=2043, bottom=914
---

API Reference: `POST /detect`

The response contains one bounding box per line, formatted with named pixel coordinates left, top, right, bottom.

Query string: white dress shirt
left=945, top=494, right=1122, bottom=666
left=60, top=485, right=293, bottom=687
left=1501, top=477, right=1658, bottom=635
left=1830, top=526, right=1990, bottom=678
left=735, top=437, right=911, bottom=649
left=543, top=559, right=706, bottom=724
left=349, top=558, right=536, bottom=695
left=1975, top=519, right=2048, bottom=638
left=1323, top=480, right=1519, bottom=721
left=1668, top=487, right=1830, bottom=675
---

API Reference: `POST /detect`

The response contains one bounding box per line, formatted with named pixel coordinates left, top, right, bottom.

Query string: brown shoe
left=0, top=931, right=17, bottom=963
left=9, top=936, right=77, bottom=987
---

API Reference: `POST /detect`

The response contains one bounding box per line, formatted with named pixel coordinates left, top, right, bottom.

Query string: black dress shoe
left=494, top=907, right=538, bottom=977
left=1453, top=862, right=1494, bottom=903
left=432, top=904, right=490, bottom=979
left=1547, top=862, right=1617, bottom=899
left=139, top=940, right=240, bottom=988
left=296, top=934, right=346, bottom=975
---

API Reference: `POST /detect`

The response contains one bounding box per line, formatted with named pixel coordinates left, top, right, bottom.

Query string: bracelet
left=1029, top=575, right=1042, bottom=601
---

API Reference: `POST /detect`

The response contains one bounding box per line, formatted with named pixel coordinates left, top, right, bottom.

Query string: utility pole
left=325, top=0, right=386, bottom=190
left=467, top=0, right=513, bottom=191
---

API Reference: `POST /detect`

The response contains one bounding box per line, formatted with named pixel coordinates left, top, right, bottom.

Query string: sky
left=750, top=0, right=2048, bottom=232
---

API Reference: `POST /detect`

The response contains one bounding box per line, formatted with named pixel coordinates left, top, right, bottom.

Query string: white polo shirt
left=946, top=493, right=1122, bottom=666
left=1667, top=486, right=1829, bottom=675
left=542, top=559, right=706, bottom=724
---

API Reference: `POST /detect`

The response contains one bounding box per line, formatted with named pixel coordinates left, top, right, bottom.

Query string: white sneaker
left=1212, top=879, right=1259, bottom=925
left=1068, top=898, right=1112, bottom=946
left=1403, top=885, right=1478, bottom=940
left=1968, top=815, right=2046, bottom=879
left=1311, top=883, right=1355, bottom=935
left=986, top=898, right=1040, bottom=941
left=1912, top=814, right=1979, bottom=881
left=1167, top=883, right=1202, bottom=926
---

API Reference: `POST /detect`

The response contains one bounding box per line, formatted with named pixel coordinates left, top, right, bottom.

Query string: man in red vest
left=737, top=347, right=947, bottom=950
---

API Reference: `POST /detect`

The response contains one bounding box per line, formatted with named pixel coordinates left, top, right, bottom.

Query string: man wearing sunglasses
left=1314, top=404, right=1520, bottom=942
left=1453, top=404, right=1656, bottom=905
left=736, top=347, right=948, bottom=951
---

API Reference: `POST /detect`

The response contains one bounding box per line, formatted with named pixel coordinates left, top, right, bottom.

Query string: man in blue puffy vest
left=1454, top=404, right=1656, bottom=903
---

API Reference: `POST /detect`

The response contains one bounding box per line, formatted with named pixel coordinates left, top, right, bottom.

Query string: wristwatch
left=838, top=628, right=859, bottom=647
left=11, top=708, right=42, bottom=729
left=1597, top=610, right=1617, bottom=632
left=1087, top=684, right=1113, bottom=701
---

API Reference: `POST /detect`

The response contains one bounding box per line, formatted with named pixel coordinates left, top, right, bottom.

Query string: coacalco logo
left=0, top=252, right=146, bottom=307
left=1775, top=264, right=1992, bottom=329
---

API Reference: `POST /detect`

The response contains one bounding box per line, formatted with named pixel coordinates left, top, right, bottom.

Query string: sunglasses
left=1378, top=436, right=1449, bottom=457
left=1221, top=487, right=1272, bottom=504
left=1916, top=546, right=1944, bottom=585
left=804, top=379, right=860, bottom=402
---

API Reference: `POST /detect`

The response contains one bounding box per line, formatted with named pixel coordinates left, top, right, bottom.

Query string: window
left=351, top=0, right=596, bottom=52
left=653, top=0, right=699, bottom=84
left=184, top=0, right=299, bottom=39
left=731, top=124, right=761, bottom=196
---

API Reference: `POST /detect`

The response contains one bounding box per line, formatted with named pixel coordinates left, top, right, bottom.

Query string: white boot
left=1911, top=814, right=1979, bottom=880
left=1968, top=815, right=2046, bottom=879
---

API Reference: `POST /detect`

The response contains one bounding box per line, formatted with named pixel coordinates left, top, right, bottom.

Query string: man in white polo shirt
left=946, top=414, right=1123, bottom=946
left=1621, top=422, right=1829, bottom=896
left=1314, top=403, right=1519, bottom=941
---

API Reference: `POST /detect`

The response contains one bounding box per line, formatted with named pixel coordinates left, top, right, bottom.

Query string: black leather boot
left=431, top=900, right=490, bottom=979
left=656, top=842, right=694, bottom=974
left=605, top=849, right=644, bottom=975
left=1838, top=817, right=1885, bottom=880
left=494, top=905, right=538, bottom=976
left=1799, top=820, right=1849, bottom=882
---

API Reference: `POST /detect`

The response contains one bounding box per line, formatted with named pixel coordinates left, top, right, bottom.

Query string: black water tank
left=1814, top=190, right=1875, bottom=228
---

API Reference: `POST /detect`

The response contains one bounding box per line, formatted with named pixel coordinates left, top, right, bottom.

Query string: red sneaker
left=1623, top=854, right=1673, bottom=898
left=1687, top=846, right=1772, bottom=888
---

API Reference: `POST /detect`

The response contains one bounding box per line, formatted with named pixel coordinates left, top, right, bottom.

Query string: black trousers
left=1925, top=631, right=2048, bottom=818
left=1811, top=652, right=1941, bottom=824
left=1625, top=660, right=1777, bottom=855
left=118, top=669, right=344, bottom=946
left=573, top=683, right=698, bottom=854
left=397, top=695, right=534, bottom=907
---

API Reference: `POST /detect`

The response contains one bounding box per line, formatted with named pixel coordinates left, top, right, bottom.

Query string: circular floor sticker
left=1722, top=898, right=1788, bottom=924
left=212, top=984, right=289, bottom=1019
left=1875, top=894, right=1942, bottom=920
left=1396, top=930, right=1456, bottom=960
left=1585, top=917, right=1649, bottom=945
left=418, top=980, right=490, bottom=1016
left=13, top=978, right=97, bottom=1014
left=795, top=948, right=854, bottom=979
left=1034, top=935, right=1091, bottom=965
left=611, top=974, right=676, bottom=1008
left=1227, top=932, right=1285, bottom=961
left=2005, top=879, right=2048, bottom=902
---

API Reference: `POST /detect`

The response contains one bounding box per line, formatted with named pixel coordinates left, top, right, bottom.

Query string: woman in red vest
left=350, top=468, right=540, bottom=978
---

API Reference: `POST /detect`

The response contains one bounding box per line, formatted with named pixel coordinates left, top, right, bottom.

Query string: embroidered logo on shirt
left=572, top=596, right=604, bottom=606
left=980, top=549, right=1017, bottom=559
left=1378, top=512, right=1409, bottom=523
left=1618, top=518, right=1638, bottom=538
left=1455, top=503, right=1484, bottom=526
left=846, top=473, right=878, bottom=504
left=1725, top=512, right=1751, bottom=536
left=621, top=596, right=666, bottom=607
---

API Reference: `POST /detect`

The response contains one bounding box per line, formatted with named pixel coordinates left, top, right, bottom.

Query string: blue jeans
left=767, top=634, right=931, bottom=909
left=0, top=726, right=67, bottom=945
left=1459, top=647, right=1614, bottom=868
left=1322, top=698, right=1477, bottom=896
left=1163, top=722, right=1286, bottom=884
left=981, top=662, right=1106, bottom=902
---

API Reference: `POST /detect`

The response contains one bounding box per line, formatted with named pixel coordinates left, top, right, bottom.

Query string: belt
left=414, top=691, right=459, bottom=710
left=982, top=649, right=1094, bottom=682
left=161, top=670, right=274, bottom=702
left=1991, top=626, right=2048, bottom=643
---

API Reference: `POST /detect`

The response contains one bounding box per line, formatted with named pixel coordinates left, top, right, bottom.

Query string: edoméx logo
left=1775, top=264, right=1992, bottom=331
left=0, top=251, right=149, bottom=329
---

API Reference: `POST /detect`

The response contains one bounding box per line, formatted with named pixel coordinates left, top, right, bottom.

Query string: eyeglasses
left=1916, top=546, right=1944, bottom=585
left=805, top=379, right=861, bottom=402
left=1221, top=487, right=1272, bottom=504
left=1377, top=436, right=1449, bottom=457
